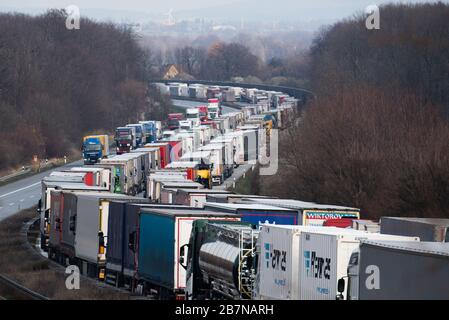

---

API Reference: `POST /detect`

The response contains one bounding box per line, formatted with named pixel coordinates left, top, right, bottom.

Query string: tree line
left=0, top=10, right=171, bottom=169
left=261, top=2, right=449, bottom=219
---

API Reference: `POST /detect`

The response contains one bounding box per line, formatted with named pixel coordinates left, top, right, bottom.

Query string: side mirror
left=179, top=244, right=189, bottom=270
left=337, top=278, right=346, bottom=295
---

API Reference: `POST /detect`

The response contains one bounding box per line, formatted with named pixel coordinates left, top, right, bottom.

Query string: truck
left=145, top=142, right=171, bottom=169
left=297, top=229, right=419, bottom=300
left=345, top=240, right=449, bottom=300
left=82, top=135, right=110, bottom=164
left=184, top=220, right=257, bottom=300
left=207, top=99, right=220, bottom=119
left=186, top=108, right=200, bottom=127
left=139, top=121, right=157, bottom=144
left=380, top=217, right=449, bottom=242
left=47, top=191, right=146, bottom=280
left=126, top=124, right=144, bottom=148
left=210, top=136, right=236, bottom=174
left=167, top=113, right=184, bottom=130
left=100, top=154, right=145, bottom=196
left=197, top=144, right=226, bottom=185
left=134, top=208, right=240, bottom=299
left=240, top=198, right=360, bottom=226
left=197, top=106, right=208, bottom=122
left=168, top=189, right=231, bottom=207
left=115, top=126, right=136, bottom=154
left=38, top=181, right=110, bottom=252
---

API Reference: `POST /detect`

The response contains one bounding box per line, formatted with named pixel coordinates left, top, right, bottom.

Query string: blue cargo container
left=204, top=202, right=300, bottom=226
left=136, top=208, right=239, bottom=299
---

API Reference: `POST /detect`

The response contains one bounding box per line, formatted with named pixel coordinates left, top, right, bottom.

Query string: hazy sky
left=0, top=0, right=442, bottom=22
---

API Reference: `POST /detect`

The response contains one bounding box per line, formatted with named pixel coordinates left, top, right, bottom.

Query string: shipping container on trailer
left=348, top=241, right=449, bottom=300
left=204, top=202, right=300, bottom=227
left=240, top=198, right=361, bottom=226
left=380, top=217, right=449, bottom=242
left=298, top=229, right=419, bottom=300
left=136, top=208, right=240, bottom=299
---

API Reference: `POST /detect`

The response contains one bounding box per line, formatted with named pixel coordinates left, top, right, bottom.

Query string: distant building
left=162, top=64, right=194, bottom=81
left=162, top=64, right=180, bottom=80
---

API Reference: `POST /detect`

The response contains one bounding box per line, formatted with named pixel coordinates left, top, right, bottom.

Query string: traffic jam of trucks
left=36, top=82, right=449, bottom=300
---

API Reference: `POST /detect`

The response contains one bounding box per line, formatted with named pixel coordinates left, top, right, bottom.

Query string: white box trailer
left=147, top=172, right=187, bottom=202
left=210, top=137, right=235, bottom=177
left=223, top=131, right=245, bottom=165
left=69, top=167, right=111, bottom=189
left=198, top=144, right=226, bottom=185
left=257, top=225, right=419, bottom=300
left=298, top=229, right=419, bottom=300
left=179, top=83, right=189, bottom=97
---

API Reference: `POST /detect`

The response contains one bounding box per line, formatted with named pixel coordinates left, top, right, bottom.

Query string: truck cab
left=186, top=108, right=200, bottom=127
left=126, top=124, right=144, bottom=148
left=179, top=120, right=193, bottom=131
left=167, top=113, right=184, bottom=130
left=139, top=121, right=157, bottom=144
left=115, top=127, right=136, bottom=154
left=198, top=106, right=208, bottom=122
left=207, top=99, right=220, bottom=119
left=82, top=135, right=109, bottom=165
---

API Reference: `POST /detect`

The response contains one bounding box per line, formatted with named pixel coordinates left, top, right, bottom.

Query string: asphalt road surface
left=0, top=160, right=84, bottom=221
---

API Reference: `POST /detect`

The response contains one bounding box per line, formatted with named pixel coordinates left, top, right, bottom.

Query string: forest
left=0, top=10, right=171, bottom=169
left=262, top=2, right=449, bottom=219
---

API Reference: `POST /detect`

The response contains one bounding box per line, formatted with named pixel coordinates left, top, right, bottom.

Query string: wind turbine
left=164, top=9, right=175, bottom=26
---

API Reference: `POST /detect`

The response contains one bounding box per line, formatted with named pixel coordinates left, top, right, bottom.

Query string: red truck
left=197, top=106, right=208, bottom=121
left=167, top=113, right=184, bottom=130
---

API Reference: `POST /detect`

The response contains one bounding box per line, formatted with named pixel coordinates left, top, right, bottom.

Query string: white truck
left=256, top=225, right=419, bottom=300
left=186, top=108, right=200, bottom=127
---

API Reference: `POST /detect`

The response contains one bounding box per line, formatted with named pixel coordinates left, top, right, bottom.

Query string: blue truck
left=139, top=121, right=157, bottom=144
left=82, top=135, right=109, bottom=165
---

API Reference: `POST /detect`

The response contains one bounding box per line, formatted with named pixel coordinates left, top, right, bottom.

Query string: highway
left=0, top=100, right=242, bottom=221
left=0, top=160, right=83, bottom=221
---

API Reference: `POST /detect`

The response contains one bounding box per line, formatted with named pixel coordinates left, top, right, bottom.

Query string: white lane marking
left=30, top=195, right=35, bottom=198
left=0, top=182, right=40, bottom=199
left=9, top=203, right=14, bottom=206
left=20, top=199, right=25, bottom=202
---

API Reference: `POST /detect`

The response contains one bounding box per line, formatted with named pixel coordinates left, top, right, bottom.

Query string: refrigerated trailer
left=380, top=217, right=449, bottom=242
left=347, top=241, right=449, bottom=300
left=297, top=229, right=419, bottom=300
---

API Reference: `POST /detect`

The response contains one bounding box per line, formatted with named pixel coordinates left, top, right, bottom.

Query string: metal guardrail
left=0, top=273, right=49, bottom=300
left=0, top=168, right=31, bottom=182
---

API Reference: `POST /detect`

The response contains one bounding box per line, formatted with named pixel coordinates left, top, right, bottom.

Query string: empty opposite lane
left=0, top=160, right=83, bottom=221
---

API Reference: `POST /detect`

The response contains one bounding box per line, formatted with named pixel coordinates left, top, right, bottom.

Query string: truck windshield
left=116, top=134, right=131, bottom=141
left=85, top=144, right=101, bottom=151
left=187, top=113, right=198, bottom=119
